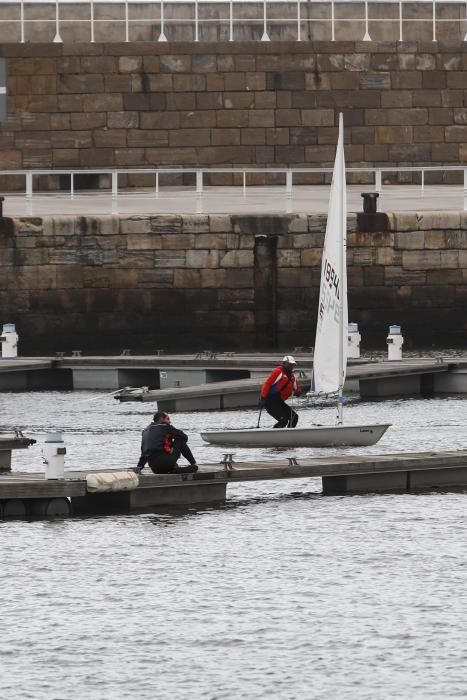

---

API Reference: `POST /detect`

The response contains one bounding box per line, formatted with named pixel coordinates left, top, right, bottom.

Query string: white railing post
left=155, top=171, right=159, bottom=196
left=159, top=0, right=167, bottom=42
left=229, top=0, right=233, bottom=41
left=26, top=171, right=32, bottom=201
left=112, top=171, right=118, bottom=200
left=196, top=169, right=203, bottom=213
left=196, top=169, right=203, bottom=194
left=399, top=0, right=403, bottom=41
left=421, top=169, right=425, bottom=193
left=464, top=167, right=467, bottom=191
left=375, top=169, right=382, bottom=193
left=286, top=170, right=293, bottom=196
left=53, top=0, right=63, bottom=43
left=464, top=0, right=467, bottom=41
left=432, top=0, right=436, bottom=41
left=90, top=0, right=95, bottom=43
left=363, top=0, right=371, bottom=40
left=243, top=171, right=246, bottom=196
left=70, top=172, right=74, bottom=200
left=125, top=0, right=129, bottom=42
left=261, top=0, right=270, bottom=41
left=20, top=0, right=25, bottom=43
left=194, top=0, right=199, bottom=41
left=331, top=0, right=335, bottom=41
left=297, top=0, right=301, bottom=41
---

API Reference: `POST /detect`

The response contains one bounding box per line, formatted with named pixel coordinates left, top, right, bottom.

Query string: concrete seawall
left=1, top=211, right=466, bottom=353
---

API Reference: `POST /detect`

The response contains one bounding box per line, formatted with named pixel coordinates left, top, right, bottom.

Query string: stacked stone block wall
left=0, top=212, right=466, bottom=353
left=1, top=41, right=467, bottom=177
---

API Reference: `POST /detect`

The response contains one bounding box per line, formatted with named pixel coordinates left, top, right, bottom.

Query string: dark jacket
left=140, top=422, right=188, bottom=456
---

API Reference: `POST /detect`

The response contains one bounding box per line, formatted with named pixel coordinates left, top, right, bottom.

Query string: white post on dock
left=0, top=323, right=19, bottom=359
left=43, top=430, right=66, bottom=480
left=387, top=325, right=404, bottom=361
left=347, top=322, right=361, bottom=359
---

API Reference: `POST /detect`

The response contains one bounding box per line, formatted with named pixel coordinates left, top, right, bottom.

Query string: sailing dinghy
left=201, top=114, right=390, bottom=449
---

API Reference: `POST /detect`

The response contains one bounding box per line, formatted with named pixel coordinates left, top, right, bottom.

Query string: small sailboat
left=201, top=114, right=390, bottom=449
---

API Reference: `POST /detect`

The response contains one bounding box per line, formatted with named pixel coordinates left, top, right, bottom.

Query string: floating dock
left=1, top=355, right=466, bottom=404
left=114, top=358, right=464, bottom=410
left=0, top=434, right=36, bottom=472
left=2, top=450, right=467, bottom=519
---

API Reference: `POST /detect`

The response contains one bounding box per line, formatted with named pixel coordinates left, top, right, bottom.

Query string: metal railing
left=1, top=0, right=467, bottom=43
left=1, top=164, right=467, bottom=202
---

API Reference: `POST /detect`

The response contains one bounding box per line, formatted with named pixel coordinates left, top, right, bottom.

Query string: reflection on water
left=1, top=391, right=467, bottom=699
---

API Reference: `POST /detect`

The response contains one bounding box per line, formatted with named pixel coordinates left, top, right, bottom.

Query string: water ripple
left=1, top=393, right=467, bottom=698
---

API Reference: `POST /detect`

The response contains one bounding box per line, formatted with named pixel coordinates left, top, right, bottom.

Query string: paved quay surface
left=3, top=185, right=467, bottom=217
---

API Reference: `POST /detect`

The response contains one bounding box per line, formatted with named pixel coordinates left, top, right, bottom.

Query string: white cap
left=282, top=355, right=297, bottom=364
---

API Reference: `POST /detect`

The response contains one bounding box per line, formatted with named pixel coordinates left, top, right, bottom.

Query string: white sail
left=312, top=113, right=348, bottom=395
left=200, top=113, right=390, bottom=448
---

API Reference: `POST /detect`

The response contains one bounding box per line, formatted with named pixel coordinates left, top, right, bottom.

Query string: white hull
left=201, top=423, right=390, bottom=448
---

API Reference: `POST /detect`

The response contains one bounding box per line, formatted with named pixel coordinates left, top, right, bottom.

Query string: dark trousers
left=147, top=440, right=197, bottom=474
left=265, top=395, right=298, bottom=428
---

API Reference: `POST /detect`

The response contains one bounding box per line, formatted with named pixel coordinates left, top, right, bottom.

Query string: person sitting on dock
left=135, top=411, right=198, bottom=475
left=259, top=355, right=303, bottom=429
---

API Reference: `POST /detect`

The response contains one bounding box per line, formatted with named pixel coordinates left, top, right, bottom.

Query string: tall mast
left=337, top=113, right=345, bottom=425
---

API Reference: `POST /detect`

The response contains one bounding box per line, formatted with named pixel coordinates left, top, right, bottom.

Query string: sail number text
left=319, top=258, right=340, bottom=321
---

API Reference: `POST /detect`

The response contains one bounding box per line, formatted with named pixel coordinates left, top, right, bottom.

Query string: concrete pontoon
left=2, top=450, right=467, bottom=519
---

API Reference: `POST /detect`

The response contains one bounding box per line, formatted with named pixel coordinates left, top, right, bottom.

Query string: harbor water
left=2, top=390, right=467, bottom=699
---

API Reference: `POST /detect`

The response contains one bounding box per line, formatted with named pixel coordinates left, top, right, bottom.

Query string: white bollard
left=347, top=322, right=361, bottom=359
left=386, top=324, right=404, bottom=361
left=1, top=323, right=19, bottom=359
left=43, top=429, right=66, bottom=480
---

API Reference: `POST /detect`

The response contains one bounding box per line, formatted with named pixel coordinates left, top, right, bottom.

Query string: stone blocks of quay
left=0, top=212, right=466, bottom=353
left=1, top=40, right=467, bottom=176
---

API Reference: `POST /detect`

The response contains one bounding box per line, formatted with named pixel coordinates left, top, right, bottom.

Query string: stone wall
left=1, top=212, right=466, bottom=353
left=1, top=41, right=467, bottom=178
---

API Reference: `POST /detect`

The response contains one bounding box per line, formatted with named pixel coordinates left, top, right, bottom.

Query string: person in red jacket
left=259, top=355, right=303, bottom=428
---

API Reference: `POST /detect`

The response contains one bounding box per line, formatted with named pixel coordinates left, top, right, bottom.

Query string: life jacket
left=261, top=365, right=300, bottom=401
left=163, top=433, right=173, bottom=454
